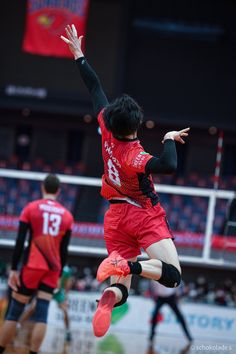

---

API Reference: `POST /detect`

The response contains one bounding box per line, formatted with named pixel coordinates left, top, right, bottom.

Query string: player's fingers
left=175, top=135, right=184, bottom=143
left=65, top=27, right=74, bottom=42
left=60, top=35, right=71, bottom=44
left=178, top=137, right=185, bottom=144
left=179, top=127, right=190, bottom=134
left=67, top=24, right=76, bottom=39
left=180, top=132, right=188, bottom=137
left=8, top=280, right=17, bottom=292
left=65, top=26, right=72, bottom=37
left=78, top=35, right=83, bottom=46
left=66, top=24, right=73, bottom=34
left=72, top=24, right=77, bottom=37
left=17, top=277, right=21, bottom=287
left=178, top=128, right=189, bottom=135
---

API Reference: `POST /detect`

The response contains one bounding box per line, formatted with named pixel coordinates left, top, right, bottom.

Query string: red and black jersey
left=20, top=199, right=73, bottom=272
left=76, top=57, right=177, bottom=208
left=98, top=110, right=159, bottom=209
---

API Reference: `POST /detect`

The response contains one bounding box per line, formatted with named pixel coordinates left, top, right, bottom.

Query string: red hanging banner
left=23, top=0, right=89, bottom=58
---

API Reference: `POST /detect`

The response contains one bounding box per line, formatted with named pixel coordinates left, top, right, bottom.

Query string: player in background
left=18, top=265, right=73, bottom=342
left=0, top=175, right=74, bottom=354
left=149, top=281, right=193, bottom=347
left=61, top=25, right=189, bottom=338
left=53, top=265, right=73, bottom=341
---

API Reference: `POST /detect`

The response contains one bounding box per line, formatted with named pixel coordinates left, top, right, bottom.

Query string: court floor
left=2, top=323, right=236, bottom=354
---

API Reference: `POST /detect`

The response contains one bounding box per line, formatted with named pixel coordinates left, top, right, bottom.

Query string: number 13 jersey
left=98, top=110, right=159, bottom=209
left=20, top=199, right=73, bottom=271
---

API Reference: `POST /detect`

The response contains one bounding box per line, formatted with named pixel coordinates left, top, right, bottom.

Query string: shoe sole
left=92, top=290, right=116, bottom=337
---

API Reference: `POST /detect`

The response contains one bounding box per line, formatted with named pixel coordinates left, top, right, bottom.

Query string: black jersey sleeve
left=11, top=221, right=29, bottom=270
left=145, top=139, right=177, bottom=174
left=76, top=57, right=109, bottom=116
left=60, top=229, right=71, bottom=274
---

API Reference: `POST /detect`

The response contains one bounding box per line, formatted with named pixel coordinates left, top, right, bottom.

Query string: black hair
left=43, top=174, right=60, bottom=194
left=103, top=94, right=143, bottom=137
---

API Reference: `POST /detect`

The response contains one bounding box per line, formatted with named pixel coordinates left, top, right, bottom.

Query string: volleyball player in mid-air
left=61, top=25, right=190, bottom=338
left=0, top=175, right=73, bottom=354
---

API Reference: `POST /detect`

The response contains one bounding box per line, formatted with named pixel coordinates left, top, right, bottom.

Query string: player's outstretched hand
left=61, top=24, right=84, bottom=60
left=8, top=270, right=21, bottom=292
left=162, top=127, right=190, bottom=144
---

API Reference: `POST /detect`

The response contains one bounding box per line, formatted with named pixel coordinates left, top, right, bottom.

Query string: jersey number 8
left=107, top=159, right=121, bottom=187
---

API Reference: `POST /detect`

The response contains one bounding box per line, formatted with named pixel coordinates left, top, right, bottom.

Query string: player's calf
left=5, top=298, right=26, bottom=322
left=34, top=298, right=50, bottom=323
left=110, top=283, right=129, bottom=307
left=0, top=298, right=26, bottom=353
left=129, top=259, right=181, bottom=288
left=29, top=299, right=50, bottom=354
left=126, top=258, right=181, bottom=288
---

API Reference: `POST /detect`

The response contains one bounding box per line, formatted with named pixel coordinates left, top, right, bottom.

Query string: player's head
left=103, top=94, right=143, bottom=137
left=42, top=174, right=60, bottom=197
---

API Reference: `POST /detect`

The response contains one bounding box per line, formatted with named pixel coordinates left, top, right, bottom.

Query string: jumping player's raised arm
left=145, top=128, right=190, bottom=174
left=126, top=128, right=190, bottom=175
left=61, top=24, right=108, bottom=115
left=145, top=140, right=177, bottom=175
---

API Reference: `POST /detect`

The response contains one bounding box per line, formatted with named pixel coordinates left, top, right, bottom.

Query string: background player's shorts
left=18, top=266, right=60, bottom=296
left=104, top=202, right=173, bottom=259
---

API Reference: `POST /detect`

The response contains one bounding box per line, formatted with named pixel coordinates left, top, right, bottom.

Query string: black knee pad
left=34, top=298, right=50, bottom=323
left=110, top=283, right=129, bottom=307
left=158, top=262, right=181, bottom=288
left=5, top=298, right=25, bottom=321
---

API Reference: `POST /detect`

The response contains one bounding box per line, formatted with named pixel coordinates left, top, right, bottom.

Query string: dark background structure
left=0, top=0, right=236, bottom=130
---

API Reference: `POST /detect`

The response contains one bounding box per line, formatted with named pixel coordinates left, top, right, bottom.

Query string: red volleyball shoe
left=96, top=251, right=130, bottom=282
left=92, top=290, right=117, bottom=337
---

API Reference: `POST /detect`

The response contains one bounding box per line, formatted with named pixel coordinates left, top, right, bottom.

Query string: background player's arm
left=9, top=221, right=29, bottom=291
left=61, top=24, right=108, bottom=115
left=145, top=128, right=190, bottom=175
left=60, top=229, right=72, bottom=274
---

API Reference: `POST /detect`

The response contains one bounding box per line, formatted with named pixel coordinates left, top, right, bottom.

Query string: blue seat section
left=0, top=158, right=84, bottom=215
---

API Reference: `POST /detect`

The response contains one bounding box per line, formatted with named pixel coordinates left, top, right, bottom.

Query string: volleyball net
left=0, top=168, right=235, bottom=269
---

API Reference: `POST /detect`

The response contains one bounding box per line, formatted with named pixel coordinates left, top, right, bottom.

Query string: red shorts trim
left=21, top=266, right=60, bottom=291
left=104, top=202, right=173, bottom=259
